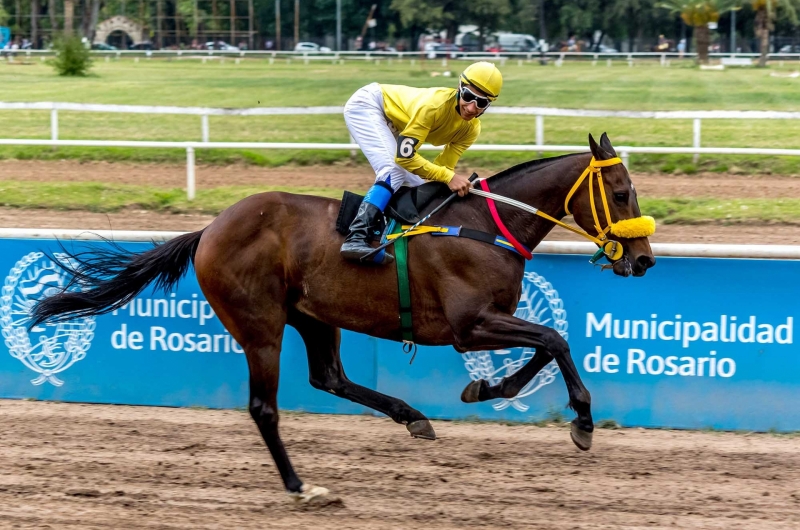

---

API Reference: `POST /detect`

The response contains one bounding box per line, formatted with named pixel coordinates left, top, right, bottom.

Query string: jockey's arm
left=395, top=122, right=480, bottom=184
left=433, top=122, right=481, bottom=175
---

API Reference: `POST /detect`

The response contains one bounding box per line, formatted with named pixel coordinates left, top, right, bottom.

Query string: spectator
left=677, top=38, right=686, bottom=58
left=567, top=35, right=576, bottom=52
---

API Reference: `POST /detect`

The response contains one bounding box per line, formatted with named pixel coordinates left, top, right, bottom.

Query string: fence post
left=186, top=147, right=196, bottom=200
left=693, top=118, right=701, bottom=163
left=535, top=114, right=544, bottom=157
left=201, top=114, right=209, bottom=142
left=621, top=150, right=630, bottom=170
left=349, top=134, right=358, bottom=160
left=50, top=108, right=58, bottom=141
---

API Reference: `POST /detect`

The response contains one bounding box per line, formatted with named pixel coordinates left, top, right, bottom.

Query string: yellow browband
left=539, top=157, right=655, bottom=262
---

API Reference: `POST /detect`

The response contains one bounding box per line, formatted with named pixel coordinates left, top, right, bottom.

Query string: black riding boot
left=340, top=202, right=394, bottom=264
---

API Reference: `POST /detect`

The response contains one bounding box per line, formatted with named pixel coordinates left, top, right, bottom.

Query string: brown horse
left=30, top=133, right=655, bottom=502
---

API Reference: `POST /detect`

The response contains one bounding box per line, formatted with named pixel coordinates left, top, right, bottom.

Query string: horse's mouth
left=612, top=254, right=656, bottom=277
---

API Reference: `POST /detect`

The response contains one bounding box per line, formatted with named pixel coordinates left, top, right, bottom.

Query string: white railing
left=13, top=48, right=800, bottom=61
left=4, top=101, right=800, bottom=160
left=4, top=227, right=799, bottom=259
left=2, top=138, right=799, bottom=200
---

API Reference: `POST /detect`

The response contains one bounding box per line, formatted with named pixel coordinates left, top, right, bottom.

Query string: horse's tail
left=29, top=230, right=205, bottom=329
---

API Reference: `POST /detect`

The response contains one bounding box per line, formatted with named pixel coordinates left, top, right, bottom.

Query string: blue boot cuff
left=364, top=183, right=392, bottom=211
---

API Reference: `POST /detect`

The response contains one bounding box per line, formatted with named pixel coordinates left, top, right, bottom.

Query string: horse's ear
left=588, top=133, right=601, bottom=159
left=599, top=132, right=618, bottom=157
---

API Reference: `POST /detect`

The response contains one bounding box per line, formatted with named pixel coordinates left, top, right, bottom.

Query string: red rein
left=479, top=179, right=533, bottom=260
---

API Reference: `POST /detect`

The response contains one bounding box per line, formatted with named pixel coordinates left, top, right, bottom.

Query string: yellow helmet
left=460, top=62, right=503, bottom=100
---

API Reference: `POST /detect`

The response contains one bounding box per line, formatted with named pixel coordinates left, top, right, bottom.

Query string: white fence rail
left=2, top=138, right=800, bottom=200
left=3, top=101, right=800, bottom=160
left=12, top=48, right=800, bottom=61
left=3, top=228, right=799, bottom=259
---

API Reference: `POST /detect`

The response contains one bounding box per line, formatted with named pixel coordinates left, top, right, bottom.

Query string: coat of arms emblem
left=462, top=271, right=567, bottom=412
left=0, top=252, right=95, bottom=386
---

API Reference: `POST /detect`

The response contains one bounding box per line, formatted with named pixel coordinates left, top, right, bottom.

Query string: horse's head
left=568, top=133, right=656, bottom=277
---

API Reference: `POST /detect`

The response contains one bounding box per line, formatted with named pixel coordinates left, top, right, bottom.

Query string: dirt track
left=0, top=400, right=798, bottom=530
left=2, top=159, right=798, bottom=199
left=1, top=160, right=800, bottom=244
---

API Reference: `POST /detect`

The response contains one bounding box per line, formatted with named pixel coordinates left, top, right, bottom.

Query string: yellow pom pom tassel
left=609, top=216, right=656, bottom=239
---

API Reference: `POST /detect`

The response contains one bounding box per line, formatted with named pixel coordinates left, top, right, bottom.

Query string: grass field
left=1, top=58, right=800, bottom=223
left=1, top=59, right=800, bottom=174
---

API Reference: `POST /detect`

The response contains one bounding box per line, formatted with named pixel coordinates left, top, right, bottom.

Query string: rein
left=471, top=157, right=656, bottom=263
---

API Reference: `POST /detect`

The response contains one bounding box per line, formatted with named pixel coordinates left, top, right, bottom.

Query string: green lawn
left=1, top=59, right=799, bottom=173
left=2, top=58, right=800, bottom=223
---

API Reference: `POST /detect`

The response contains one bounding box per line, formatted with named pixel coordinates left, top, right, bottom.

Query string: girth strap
left=390, top=224, right=531, bottom=256
left=390, top=223, right=414, bottom=343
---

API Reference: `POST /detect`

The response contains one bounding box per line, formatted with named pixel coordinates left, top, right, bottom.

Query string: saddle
left=335, top=182, right=450, bottom=238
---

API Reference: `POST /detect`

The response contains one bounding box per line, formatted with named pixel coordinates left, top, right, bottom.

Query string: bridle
left=471, top=156, right=656, bottom=264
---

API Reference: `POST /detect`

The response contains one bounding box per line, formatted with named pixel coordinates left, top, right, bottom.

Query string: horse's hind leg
left=289, top=310, right=436, bottom=440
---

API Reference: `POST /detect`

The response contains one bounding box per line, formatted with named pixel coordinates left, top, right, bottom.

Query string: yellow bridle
left=537, top=157, right=656, bottom=262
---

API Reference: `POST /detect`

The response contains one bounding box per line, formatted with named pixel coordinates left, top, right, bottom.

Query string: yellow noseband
left=561, top=157, right=656, bottom=262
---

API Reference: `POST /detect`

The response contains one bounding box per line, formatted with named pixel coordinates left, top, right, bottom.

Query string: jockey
left=340, top=61, right=503, bottom=264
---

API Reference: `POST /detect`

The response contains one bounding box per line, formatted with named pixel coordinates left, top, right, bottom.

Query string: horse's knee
left=309, top=372, right=346, bottom=394
left=541, top=328, right=569, bottom=357
left=249, top=396, right=279, bottom=429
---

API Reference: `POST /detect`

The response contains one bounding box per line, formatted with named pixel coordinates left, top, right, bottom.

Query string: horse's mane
left=490, top=152, right=584, bottom=181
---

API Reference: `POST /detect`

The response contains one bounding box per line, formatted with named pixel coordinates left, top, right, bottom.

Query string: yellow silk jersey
left=380, top=84, right=481, bottom=183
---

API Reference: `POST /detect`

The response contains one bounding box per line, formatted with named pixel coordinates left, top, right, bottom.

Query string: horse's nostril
left=636, top=255, right=656, bottom=269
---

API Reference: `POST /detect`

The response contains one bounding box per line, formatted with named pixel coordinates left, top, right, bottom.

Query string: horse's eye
left=614, top=192, right=628, bottom=203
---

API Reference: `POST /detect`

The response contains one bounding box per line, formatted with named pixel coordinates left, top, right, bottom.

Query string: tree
left=50, top=34, right=93, bottom=75
left=177, top=0, right=207, bottom=37
left=391, top=0, right=511, bottom=46
left=658, top=0, right=739, bottom=63
left=465, top=0, right=512, bottom=48
left=390, top=0, right=460, bottom=41
left=752, top=0, right=800, bottom=66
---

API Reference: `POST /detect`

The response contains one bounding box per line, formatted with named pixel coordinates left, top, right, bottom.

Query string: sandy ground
left=0, top=400, right=798, bottom=530
left=0, top=160, right=800, bottom=244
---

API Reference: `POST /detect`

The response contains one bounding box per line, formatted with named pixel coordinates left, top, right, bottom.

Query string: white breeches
left=343, top=83, right=426, bottom=192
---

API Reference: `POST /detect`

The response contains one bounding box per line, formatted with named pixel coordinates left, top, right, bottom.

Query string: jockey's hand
left=448, top=174, right=472, bottom=197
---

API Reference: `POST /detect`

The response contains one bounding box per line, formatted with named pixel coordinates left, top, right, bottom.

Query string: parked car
left=779, top=44, right=800, bottom=53
left=129, top=42, right=153, bottom=51
left=425, top=43, right=462, bottom=59
left=597, top=44, right=618, bottom=53
left=92, top=42, right=118, bottom=51
left=205, top=41, right=239, bottom=51
left=294, top=42, right=332, bottom=53
left=496, top=33, right=539, bottom=53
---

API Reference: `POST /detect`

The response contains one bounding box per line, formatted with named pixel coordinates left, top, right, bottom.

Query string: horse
left=29, top=133, right=655, bottom=502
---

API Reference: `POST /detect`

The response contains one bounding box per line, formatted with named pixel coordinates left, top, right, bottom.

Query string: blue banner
left=0, top=238, right=797, bottom=432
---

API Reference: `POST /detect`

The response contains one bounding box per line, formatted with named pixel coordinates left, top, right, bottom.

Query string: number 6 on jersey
left=397, top=136, right=419, bottom=159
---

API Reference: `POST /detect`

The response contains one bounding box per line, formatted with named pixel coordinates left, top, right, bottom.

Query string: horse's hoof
left=570, top=420, right=593, bottom=451
left=407, top=419, right=436, bottom=440
left=289, top=483, right=330, bottom=503
left=460, top=379, right=487, bottom=403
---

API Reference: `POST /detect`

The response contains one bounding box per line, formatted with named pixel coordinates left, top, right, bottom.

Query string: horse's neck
left=488, top=154, right=589, bottom=250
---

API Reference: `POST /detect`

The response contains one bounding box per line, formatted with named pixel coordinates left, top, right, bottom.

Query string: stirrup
left=341, top=238, right=394, bottom=263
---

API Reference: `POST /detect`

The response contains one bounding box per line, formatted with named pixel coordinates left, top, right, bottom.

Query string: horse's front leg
left=453, top=310, right=594, bottom=450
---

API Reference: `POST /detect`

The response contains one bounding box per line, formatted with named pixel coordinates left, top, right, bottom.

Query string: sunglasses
left=459, top=85, right=492, bottom=109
